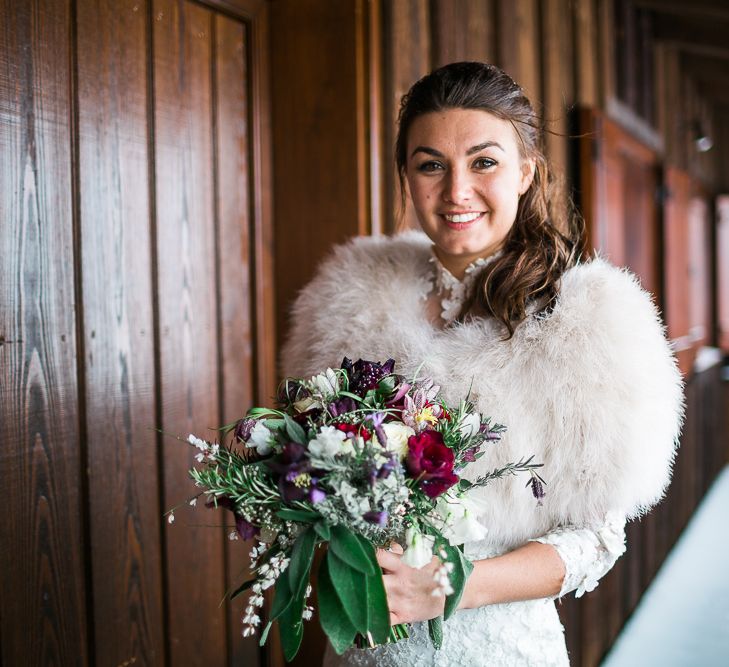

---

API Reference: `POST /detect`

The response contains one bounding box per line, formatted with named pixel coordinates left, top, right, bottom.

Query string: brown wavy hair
left=395, top=62, right=586, bottom=338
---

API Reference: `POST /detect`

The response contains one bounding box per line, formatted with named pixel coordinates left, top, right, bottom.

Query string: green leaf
left=314, top=521, right=331, bottom=541
left=318, top=556, right=358, bottom=654
left=442, top=544, right=474, bottom=620
left=428, top=616, right=443, bottom=650
left=259, top=620, right=273, bottom=646
left=284, top=414, right=307, bottom=444
left=229, top=577, right=255, bottom=600
left=377, top=375, right=396, bottom=395
left=263, top=418, right=285, bottom=431
left=356, top=536, right=390, bottom=644
left=289, top=528, right=316, bottom=599
left=337, top=390, right=366, bottom=403
left=278, top=587, right=305, bottom=662
left=269, top=566, right=293, bottom=621
left=329, top=525, right=375, bottom=575
left=276, top=508, right=320, bottom=523
left=327, top=550, right=368, bottom=634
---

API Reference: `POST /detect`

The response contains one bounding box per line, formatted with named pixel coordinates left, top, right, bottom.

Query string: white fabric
left=281, top=231, right=683, bottom=666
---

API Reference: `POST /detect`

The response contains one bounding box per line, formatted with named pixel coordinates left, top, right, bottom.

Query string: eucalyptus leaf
left=269, top=566, right=293, bottom=621
left=329, top=525, right=375, bottom=575
left=356, top=535, right=390, bottom=644
left=278, top=587, right=305, bottom=661
left=314, top=521, right=331, bottom=541
left=284, top=414, right=307, bottom=444
left=443, top=544, right=474, bottom=620
left=289, top=527, right=316, bottom=598
left=259, top=620, right=273, bottom=646
left=276, top=508, right=320, bottom=523
left=327, top=550, right=368, bottom=634
left=428, top=616, right=443, bottom=650
left=318, top=556, right=358, bottom=654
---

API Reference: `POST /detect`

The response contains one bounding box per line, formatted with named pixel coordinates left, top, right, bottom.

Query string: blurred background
left=1, top=1, right=728, bottom=665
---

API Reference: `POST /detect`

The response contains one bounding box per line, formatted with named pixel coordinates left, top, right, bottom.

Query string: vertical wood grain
left=573, top=0, right=598, bottom=107
left=430, top=0, right=495, bottom=67
left=496, top=0, right=541, bottom=104
left=0, top=0, right=89, bottom=664
left=270, top=0, right=367, bottom=349
left=212, top=13, right=262, bottom=666
left=153, top=1, right=227, bottom=663
left=717, top=195, right=729, bottom=351
left=382, top=0, right=431, bottom=232
left=75, top=2, right=166, bottom=664
left=541, top=0, right=574, bottom=180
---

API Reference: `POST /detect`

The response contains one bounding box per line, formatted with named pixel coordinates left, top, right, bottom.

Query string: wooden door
left=0, top=1, right=273, bottom=665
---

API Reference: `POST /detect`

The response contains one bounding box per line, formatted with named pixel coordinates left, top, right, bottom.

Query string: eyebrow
left=410, top=141, right=505, bottom=158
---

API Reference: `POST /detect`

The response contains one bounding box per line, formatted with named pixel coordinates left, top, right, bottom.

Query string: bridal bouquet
left=170, top=357, right=544, bottom=660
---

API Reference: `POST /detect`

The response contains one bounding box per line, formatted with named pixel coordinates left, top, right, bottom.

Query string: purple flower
left=236, top=515, right=260, bottom=540
left=234, top=418, right=256, bottom=442
left=266, top=443, right=327, bottom=504
left=327, top=396, right=358, bottom=417
left=363, top=510, right=388, bottom=527
left=462, top=446, right=480, bottom=463
left=365, top=412, right=388, bottom=446
left=277, top=379, right=310, bottom=406
left=529, top=476, right=545, bottom=505
left=341, top=357, right=396, bottom=396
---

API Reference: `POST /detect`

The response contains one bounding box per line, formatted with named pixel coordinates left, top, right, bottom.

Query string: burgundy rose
left=406, top=430, right=459, bottom=498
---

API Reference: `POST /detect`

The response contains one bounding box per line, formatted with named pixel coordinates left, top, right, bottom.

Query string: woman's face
left=404, top=108, right=535, bottom=275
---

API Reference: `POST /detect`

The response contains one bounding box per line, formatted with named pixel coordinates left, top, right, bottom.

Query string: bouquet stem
left=355, top=623, right=411, bottom=649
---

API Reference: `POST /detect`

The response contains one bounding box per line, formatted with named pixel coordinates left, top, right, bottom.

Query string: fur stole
left=281, top=231, right=684, bottom=550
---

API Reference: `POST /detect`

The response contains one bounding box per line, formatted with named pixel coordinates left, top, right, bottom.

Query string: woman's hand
left=375, top=542, right=446, bottom=624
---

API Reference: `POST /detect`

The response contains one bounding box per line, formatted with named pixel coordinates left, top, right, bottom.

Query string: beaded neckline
left=428, top=247, right=502, bottom=323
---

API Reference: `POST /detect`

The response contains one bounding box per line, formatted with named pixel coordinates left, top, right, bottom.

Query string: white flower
left=167, top=512, right=175, bottom=524
left=248, top=421, right=273, bottom=455
left=380, top=422, right=415, bottom=460
left=458, top=413, right=481, bottom=439
left=432, top=490, right=488, bottom=545
left=229, top=531, right=239, bottom=541
left=189, top=498, right=197, bottom=507
left=311, top=368, right=339, bottom=397
left=187, top=433, right=208, bottom=450
left=308, top=425, right=351, bottom=458
left=401, top=526, right=435, bottom=569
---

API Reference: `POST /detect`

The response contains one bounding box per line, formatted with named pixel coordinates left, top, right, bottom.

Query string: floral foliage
left=169, top=358, right=544, bottom=660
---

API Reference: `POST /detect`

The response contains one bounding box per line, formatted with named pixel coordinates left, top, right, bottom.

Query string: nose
left=442, top=165, right=473, bottom=204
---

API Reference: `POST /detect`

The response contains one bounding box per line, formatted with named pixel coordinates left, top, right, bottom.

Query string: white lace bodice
left=322, top=248, right=629, bottom=666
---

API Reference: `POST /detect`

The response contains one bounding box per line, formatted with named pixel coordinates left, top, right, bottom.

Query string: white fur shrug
left=281, top=231, right=684, bottom=551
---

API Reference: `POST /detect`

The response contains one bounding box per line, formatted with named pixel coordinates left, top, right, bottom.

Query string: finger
left=376, top=548, right=402, bottom=572
left=388, top=541, right=404, bottom=555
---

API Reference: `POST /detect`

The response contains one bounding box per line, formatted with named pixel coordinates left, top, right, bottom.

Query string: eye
left=416, top=160, right=444, bottom=173
left=473, top=157, right=497, bottom=170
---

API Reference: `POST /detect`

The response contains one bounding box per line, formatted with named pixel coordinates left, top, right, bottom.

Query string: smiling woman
left=281, top=62, right=683, bottom=667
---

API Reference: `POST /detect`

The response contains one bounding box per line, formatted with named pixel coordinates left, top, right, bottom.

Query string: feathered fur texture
left=282, top=231, right=684, bottom=551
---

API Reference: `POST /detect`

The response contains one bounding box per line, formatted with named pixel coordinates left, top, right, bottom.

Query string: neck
left=433, top=246, right=500, bottom=280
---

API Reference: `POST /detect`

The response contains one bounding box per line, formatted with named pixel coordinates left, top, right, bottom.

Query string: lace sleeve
left=531, top=511, right=627, bottom=599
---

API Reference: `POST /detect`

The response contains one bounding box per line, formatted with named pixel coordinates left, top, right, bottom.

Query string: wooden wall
left=269, top=1, right=728, bottom=666
left=0, top=1, right=273, bottom=665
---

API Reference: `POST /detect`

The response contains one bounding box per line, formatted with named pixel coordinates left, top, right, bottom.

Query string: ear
left=518, top=157, right=536, bottom=195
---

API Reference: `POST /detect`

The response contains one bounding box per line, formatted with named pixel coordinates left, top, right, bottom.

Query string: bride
left=282, top=62, right=683, bottom=666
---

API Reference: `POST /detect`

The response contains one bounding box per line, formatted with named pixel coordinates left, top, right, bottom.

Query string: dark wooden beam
left=652, top=13, right=729, bottom=53
left=634, top=0, right=729, bottom=22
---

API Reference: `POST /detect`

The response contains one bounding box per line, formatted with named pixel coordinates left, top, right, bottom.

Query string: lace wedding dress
left=322, top=252, right=627, bottom=667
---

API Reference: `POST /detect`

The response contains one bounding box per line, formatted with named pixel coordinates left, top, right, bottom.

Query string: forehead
left=406, top=108, right=520, bottom=156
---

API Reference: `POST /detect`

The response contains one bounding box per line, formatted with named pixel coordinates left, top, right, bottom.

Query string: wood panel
left=430, top=0, right=495, bottom=67
left=0, top=1, right=90, bottom=664
left=75, top=1, right=165, bottom=665
left=496, top=0, right=541, bottom=104
left=382, top=0, right=430, bottom=232
left=153, top=1, right=227, bottom=663
left=580, top=109, right=660, bottom=295
left=271, top=0, right=371, bottom=349
left=212, top=13, right=263, bottom=666
left=574, top=0, right=599, bottom=107
left=687, top=190, right=711, bottom=348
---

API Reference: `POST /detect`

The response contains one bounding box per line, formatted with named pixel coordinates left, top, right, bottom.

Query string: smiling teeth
left=444, top=212, right=481, bottom=223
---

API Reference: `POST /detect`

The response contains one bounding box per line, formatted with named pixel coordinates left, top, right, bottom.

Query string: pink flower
left=406, top=430, right=459, bottom=498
